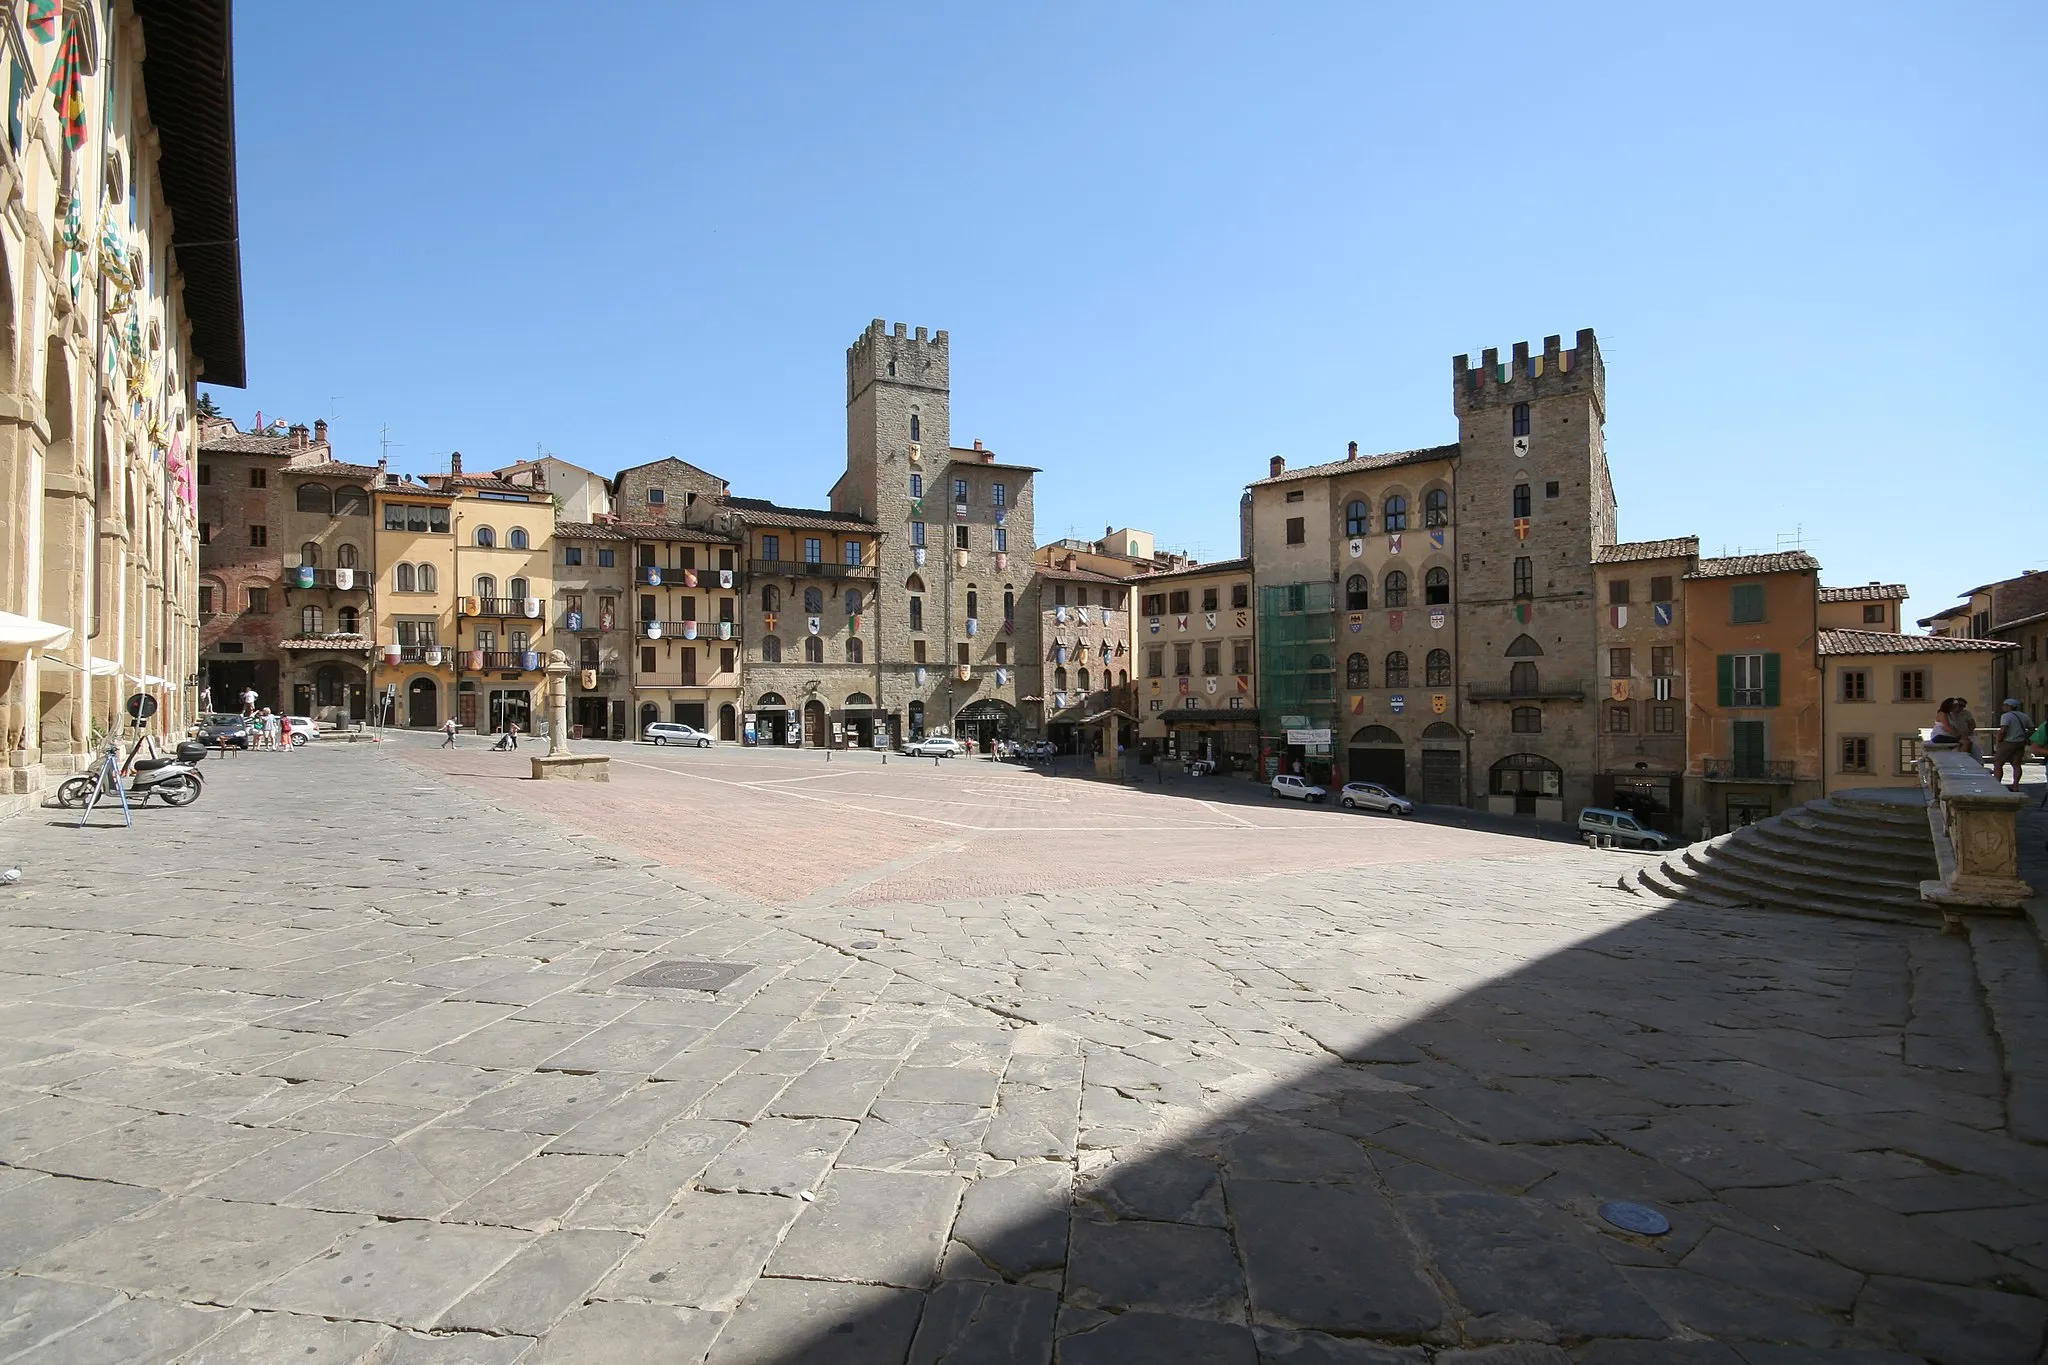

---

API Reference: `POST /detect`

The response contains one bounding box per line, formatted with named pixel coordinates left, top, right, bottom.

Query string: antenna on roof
left=379, top=424, right=402, bottom=467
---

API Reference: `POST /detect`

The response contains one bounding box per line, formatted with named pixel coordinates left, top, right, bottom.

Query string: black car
left=196, top=713, right=252, bottom=749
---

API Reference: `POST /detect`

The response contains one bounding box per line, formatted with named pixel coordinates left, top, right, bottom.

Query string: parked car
left=195, top=714, right=251, bottom=749
left=644, top=722, right=713, bottom=748
left=284, top=716, right=321, bottom=746
left=1270, top=773, right=1326, bottom=803
left=904, top=736, right=967, bottom=758
left=1577, top=806, right=1671, bottom=851
left=1339, top=781, right=1413, bottom=815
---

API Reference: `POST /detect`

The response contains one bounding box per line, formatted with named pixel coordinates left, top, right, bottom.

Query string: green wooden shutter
left=1716, top=654, right=1734, bottom=707
left=1733, top=720, right=1765, bottom=777
left=1763, top=652, right=1781, bottom=707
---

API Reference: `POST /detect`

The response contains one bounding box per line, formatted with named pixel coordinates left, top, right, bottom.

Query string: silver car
left=1339, top=781, right=1413, bottom=815
left=904, top=736, right=967, bottom=758
left=645, top=722, right=713, bottom=748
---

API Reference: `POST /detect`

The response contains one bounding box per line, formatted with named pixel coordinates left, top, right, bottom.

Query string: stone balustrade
left=1918, top=750, right=2030, bottom=911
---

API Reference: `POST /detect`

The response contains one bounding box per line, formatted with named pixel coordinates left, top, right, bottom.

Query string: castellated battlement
left=847, top=318, right=950, bottom=400
left=1452, top=328, right=1604, bottom=418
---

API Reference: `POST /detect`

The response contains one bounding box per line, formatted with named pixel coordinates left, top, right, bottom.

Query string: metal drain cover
left=617, top=960, right=753, bottom=992
left=1599, top=1201, right=1671, bottom=1236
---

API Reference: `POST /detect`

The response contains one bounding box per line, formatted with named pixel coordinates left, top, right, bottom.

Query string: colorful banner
left=1350, top=695, right=1365, bottom=715
left=1431, top=693, right=1447, bottom=713
left=1653, top=602, right=1673, bottom=627
left=566, top=610, right=583, bottom=631
left=1390, top=694, right=1406, bottom=714
left=1514, top=517, right=1530, bottom=541
left=1429, top=608, right=1446, bottom=630
left=683, top=569, right=697, bottom=587
left=1429, top=529, right=1445, bottom=551
left=1387, top=534, right=1402, bottom=555
left=683, top=621, right=698, bottom=639
left=1388, top=610, right=1403, bottom=632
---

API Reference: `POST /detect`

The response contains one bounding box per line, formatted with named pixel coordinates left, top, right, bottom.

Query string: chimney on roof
left=1348, top=441, right=1358, bottom=460
left=1063, top=553, right=1077, bottom=571
left=288, top=422, right=309, bottom=448
left=313, top=419, right=327, bottom=447
left=449, top=451, right=463, bottom=476
left=1270, top=456, right=1285, bottom=477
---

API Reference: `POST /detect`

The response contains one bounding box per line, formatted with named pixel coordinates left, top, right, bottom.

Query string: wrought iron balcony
left=284, top=568, right=371, bottom=590
left=478, top=650, right=540, bottom=671
left=1465, top=680, right=1588, bottom=702
left=748, top=559, right=875, bottom=580
left=1701, top=757, right=1799, bottom=783
left=466, top=596, right=541, bottom=618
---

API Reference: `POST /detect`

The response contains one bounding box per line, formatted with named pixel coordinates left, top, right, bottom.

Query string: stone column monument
left=531, top=649, right=610, bottom=782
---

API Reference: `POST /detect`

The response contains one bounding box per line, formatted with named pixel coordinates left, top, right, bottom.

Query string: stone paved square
left=0, top=737, right=2043, bottom=1362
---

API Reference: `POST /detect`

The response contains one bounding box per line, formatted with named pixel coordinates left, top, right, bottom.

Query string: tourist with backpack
left=1993, top=698, right=2032, bottom=790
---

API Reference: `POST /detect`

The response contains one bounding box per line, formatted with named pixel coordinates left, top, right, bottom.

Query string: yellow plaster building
left=1818, top=629, right=2015, bottom=793
left=369, top=474, right=456, bottom=728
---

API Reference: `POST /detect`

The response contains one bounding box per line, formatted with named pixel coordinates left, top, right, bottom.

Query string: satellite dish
left=126, top=693, right=158, bottom=721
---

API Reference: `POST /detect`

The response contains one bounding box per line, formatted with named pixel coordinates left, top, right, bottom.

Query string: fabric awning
left=0, top=611, right=73, bottom=658
left=89, top=656, right=121, bottom=676
left=134, top=674, right=167, bottom=686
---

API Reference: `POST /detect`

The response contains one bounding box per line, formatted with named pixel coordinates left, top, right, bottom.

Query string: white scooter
left=56, top=742, right=205, bottom=808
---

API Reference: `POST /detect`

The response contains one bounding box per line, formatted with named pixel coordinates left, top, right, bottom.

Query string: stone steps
left=1620, top=792, right=1940, bottom=923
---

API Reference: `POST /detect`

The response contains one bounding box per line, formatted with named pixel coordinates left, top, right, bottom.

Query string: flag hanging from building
left=1514, top=602, right=1531, bottom=625
left=1514, top=517, right=1530, bottom=541
left=1611, top=605, right=1627, bottom=628
left=48, top=17, right=87, bottom=149
left=27, top=0, right=58, bottom=43
left=1388, top=610, right=1403, bottom=632
left=1653, top=602, right=1673, bottom=627
left=1431, top=693, right=1447, bottom=713
left=1387, top=534, right=1402, bottom=555
left=1350, top=695, right=1365, bottom=715
left=1429, top=529, right=1445, bottom=551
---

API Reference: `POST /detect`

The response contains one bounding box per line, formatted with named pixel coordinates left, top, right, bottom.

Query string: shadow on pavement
left=724, top=890, right=2046, bottom=1364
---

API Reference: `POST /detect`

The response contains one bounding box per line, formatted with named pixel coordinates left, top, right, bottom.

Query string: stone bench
left=1919, top=750, right=2030, bottom=911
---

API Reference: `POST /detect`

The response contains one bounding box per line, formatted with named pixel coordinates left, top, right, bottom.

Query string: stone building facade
left=829, top=320, right=1041, bottom=748
left=1591, top=538, right=1699, bottom=834
left=196, top=420, right=295, bottom=712
left=0, top=3, right=243, bottom=815
left=692, top=498, right=880, bottom=748
left=1452, top=332, right=1615, bottom=819
left=1917, top=570, right=2048, bottom=722
left=1244, top=444, right=1463, bottom=798
left=551, top=521, right=631, bottom=740
left=1038, top=558, right=1134, bottom=755
left=275, top=433, right=377, bottom=724
left=369, top=473, right=457, bottom=729
left=1131, top=558, right=1255, bottom=770
left=611, top=456, right=728, bottom=524
left=621, top=522, right=742, bottom=741
left=1818, top=581, right=1907, bottom=634
left=428, top=459, right=555, bottom=734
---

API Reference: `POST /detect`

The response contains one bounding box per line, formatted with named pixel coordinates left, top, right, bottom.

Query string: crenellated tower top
left=1452, top=328, right=1604, bottom=421
left=847, top=318, right=949, bottom=402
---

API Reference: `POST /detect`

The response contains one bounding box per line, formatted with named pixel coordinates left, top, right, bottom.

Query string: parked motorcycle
left=56, top=745, right=205, bottom=808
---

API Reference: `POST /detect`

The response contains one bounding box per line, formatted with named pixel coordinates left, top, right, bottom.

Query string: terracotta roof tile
left=1817, top=629, right=2016, bottom=656
left=718, top=497, right=879, bottom=532
left=1686, top=551, right=1821, bottom=579
left=1248, top=443, right=1460, bottom=487
left=1124, top=557, right=1252, bottom=581
left=1819, top=582, right=1909, bottom=603
left=1594, top=537, right=1699, bottom=564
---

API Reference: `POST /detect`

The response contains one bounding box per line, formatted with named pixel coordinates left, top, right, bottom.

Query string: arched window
left=417, top=563, right=437, bottom=593
left=338, top=606, right=360, bottom=634
left=908, top=700, right=925, bottom=737
left=1512, top=483, right=1531, bottom=518
left=508, top=577, right=529, bottom=601
left=1424, top=567, right=1450, bottom=605
left=301, top=606, right=324, bottom=635
left=762, top=585, right=780, bottom=613
left=1509, top=661, right=1539, bottom=694
left=1306, top=653, right=1332, bottom=698
left=1118, top=669, right=1128, bottom=687
left=1054, top=667, right=1069, bottom=691
left=295, top=483, right=332, bottom=514
left=804, top=635, right=824, bottom=663
left=395, top=563, right=416, bottom=593
left=300, top=542, right=321, bottom=568
left=474, top=526, right=495, bottom=548
left=1383, top=495, right=1408, bottom=531
left=1003, top=588, right=1015, bottom=621
left=1505, top=633, right=1545, bottom=657
left=966, top=589, right=979, bottom=619
left=846, top=637, right=864, bottom=663
left=1425, top=649, right=1451, bottom=686
left=803, top=587, right=823, bottom=613
left=1345, top=499, right=1369, bottom=536
left=1384, top=651, right=1410, bottom=687
left=336, top=543, right=359, bottom=569
left=761, top=634, right=782, bottom=662
left=1423, top=721, right=1461, bottom=740
left=845, top=589, right=861, bottom=615
left=508, top=527, right=529, bottom=550
left=909, top=413, right=921, bottom=442
left=1511, top=707, right=1542, bottom=733
left=1352, top=725, right=1401, bottom=744
left=475, top=575, right=497, bottom=599
left=1490, top=753, right=1561, bottom=810
left=906, top=573, right=925, bottom=592
left=334, top=487, right=369, bottom=517
left=1345, top=575, right=1369, bottom=611
left=1347, top=652, right=1369, bottom=689
left=1384, top=570, right=1409, bottom=608
left=1424, top=489, right=1449, bottom=527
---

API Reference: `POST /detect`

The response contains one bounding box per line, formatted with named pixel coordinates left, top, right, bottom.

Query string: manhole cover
left=1598, top=1201, right=1671, bottom=1236
left=617, top=960, right=753, bottom=992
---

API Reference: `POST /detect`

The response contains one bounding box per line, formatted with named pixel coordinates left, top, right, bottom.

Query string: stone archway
left=1347, top=724, right=1406, bottom=793
left=406, top=676, right=438, bottom=728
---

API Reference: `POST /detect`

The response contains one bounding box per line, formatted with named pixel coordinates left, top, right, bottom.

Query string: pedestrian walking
left=506, top=720, right=520, bottom=750
left=240, top=687, right=257, bottom=717
left=442, top=717, right=459, bottom=748
left=1993, top=698, right=2033, bottom=790
left=279, top=715, right=294, bottom=752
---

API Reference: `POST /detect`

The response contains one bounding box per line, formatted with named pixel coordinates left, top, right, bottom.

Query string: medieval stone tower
left=833, top=320, right=1038, bottom=743
left=1450, top=330, right=1616, bottom=816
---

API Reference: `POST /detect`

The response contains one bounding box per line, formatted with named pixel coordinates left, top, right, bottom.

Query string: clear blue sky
left=215, top=4, right=2043, bottom=625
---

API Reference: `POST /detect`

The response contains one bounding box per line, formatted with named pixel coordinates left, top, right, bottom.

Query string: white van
left=1577, top=807, right=1670, bottom=851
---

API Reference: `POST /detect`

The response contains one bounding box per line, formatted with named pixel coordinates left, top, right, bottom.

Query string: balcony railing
left=637, top=620, right=738, bottom=640
left=397, top=646, right=441, bottom=664
left=1465, top=680, right=1588, bottom=702
left=466, top=596, right=540, bottom=618
left=284, top=568, right=370, bottom=589
left=748, top=558, right=874, bottom=580
left=1702, top=757, right=1798, bottom=783
left=478, top=650, right=540, bottom=671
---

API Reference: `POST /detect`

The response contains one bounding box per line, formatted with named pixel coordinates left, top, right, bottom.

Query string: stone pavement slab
left=0, top=740, right=2042, bottom=1362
